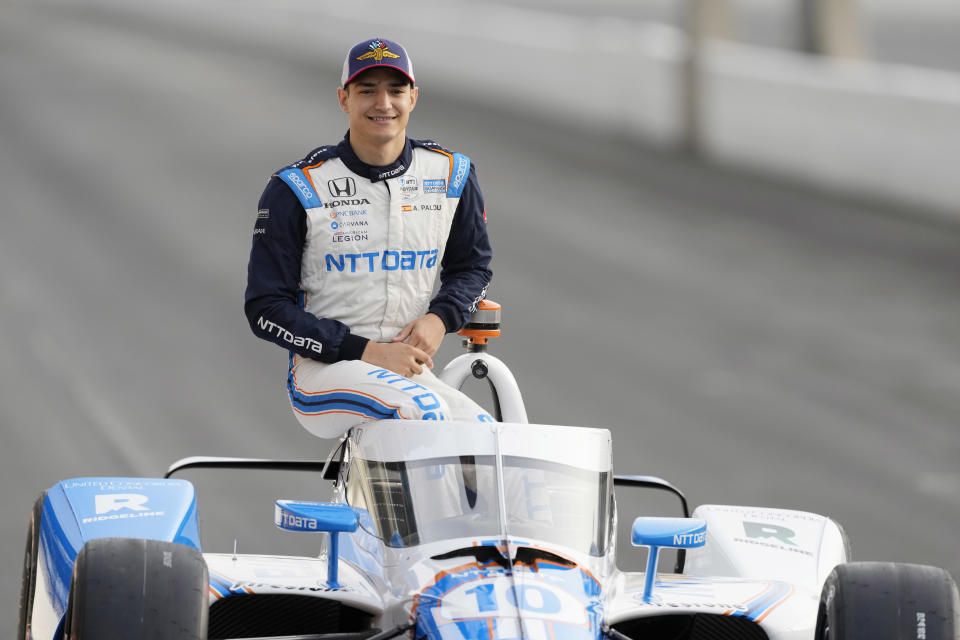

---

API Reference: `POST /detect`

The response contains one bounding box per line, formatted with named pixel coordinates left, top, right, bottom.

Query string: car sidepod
left=606, top=572, right=816, bottom=640
left=202, top=553, right=385, bottom=639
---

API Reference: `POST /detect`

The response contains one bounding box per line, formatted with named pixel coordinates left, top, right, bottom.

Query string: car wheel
left=17, top=492, right=45, bottom=640
left=816, top=561, right=959, bottom=640
left=67, top=537, right=209, bottom=639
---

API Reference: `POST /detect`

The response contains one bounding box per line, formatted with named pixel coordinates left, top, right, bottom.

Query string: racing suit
left=245, top=134, right=493, bottom=438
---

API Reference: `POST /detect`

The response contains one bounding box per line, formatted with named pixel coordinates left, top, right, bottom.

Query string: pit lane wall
left=699, top=40, right=960, bottom=219
left=381, top=3, right=960, bottom=219
left=109, top=0, right=960, bottom=218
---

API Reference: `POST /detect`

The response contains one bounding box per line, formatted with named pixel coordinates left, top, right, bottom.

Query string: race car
left=17, top=303, right=960, bottom=639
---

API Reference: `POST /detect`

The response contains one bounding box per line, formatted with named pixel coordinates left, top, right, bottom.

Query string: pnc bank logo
left=328, top=177, right=357, bottom=198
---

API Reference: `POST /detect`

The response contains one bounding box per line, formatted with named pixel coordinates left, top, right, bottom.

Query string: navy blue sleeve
left=244, top=177, right=369, bottom=362
left=428, top=165, right=493, bottom=332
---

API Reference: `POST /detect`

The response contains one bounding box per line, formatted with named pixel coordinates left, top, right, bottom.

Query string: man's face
left=338, top=68, right=418, bottom=147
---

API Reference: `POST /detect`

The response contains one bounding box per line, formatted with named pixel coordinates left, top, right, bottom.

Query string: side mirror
left=614, top=475, right=690, bottom=517
left=275, top=500, right=359, bottom=588
left=631, top=517, right=707, bottom=602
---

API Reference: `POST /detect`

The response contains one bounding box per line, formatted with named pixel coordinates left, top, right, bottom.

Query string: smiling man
left=245, top=38, right=494, bottom=438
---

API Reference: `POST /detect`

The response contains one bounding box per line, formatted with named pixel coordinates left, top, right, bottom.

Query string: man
left=245, top=38, right=494, bottom=438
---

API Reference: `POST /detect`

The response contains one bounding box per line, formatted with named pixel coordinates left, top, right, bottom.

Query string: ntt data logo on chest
left=325, top=249, right=438, bottom=272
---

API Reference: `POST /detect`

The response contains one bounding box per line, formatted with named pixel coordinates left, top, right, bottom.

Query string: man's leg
left=412, top=368, right=495, bottom=423
left=288, top=357, right=469, bottom=438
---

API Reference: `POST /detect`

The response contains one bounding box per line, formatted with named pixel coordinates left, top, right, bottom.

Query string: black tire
left=17, top=492, right=46, bottom=640
left=67, top=538, right=209, bottom=639
left=816, top=561, right=960, bottom=640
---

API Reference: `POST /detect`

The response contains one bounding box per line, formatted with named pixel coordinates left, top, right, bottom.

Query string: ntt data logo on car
left=674, top=531, right=707, bottom=546
left=279, top=512, right=318, bottom=531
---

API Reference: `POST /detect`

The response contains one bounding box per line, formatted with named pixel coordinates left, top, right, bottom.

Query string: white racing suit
left=245, top=135, right=493, bottom=438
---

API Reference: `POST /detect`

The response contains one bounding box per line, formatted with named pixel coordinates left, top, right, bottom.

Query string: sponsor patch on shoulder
left=257, top=208, right=270, bottom=219
left=423, top=179, right=446, bottom=193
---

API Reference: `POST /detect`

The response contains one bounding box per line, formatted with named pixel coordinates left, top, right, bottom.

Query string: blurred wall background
left=2, top=0, right=959, bottom=636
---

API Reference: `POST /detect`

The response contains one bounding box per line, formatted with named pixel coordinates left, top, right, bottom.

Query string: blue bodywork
left=35, top=477, right=200, bottom=637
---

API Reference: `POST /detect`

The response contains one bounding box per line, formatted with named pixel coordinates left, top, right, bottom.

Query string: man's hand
left=392, top=313, right=446, bottom=356
left=361, top=341, right=433, bottom=378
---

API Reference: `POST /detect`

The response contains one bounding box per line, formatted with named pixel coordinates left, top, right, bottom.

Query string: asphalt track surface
left=2, top=2, right=960, bottom=635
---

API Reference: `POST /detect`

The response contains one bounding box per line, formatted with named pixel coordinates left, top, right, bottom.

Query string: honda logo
left=328, top=177, right=357, bottom=198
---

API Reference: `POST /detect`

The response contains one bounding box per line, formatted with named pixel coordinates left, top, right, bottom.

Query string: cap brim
left=343, top=64, right=415, bottom=87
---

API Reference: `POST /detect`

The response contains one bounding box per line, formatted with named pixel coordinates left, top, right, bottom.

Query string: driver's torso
left=278, top=144, right=470, bottom=342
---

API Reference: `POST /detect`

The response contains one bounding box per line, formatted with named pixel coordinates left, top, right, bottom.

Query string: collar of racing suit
left=337, top=132, right=413, bottom=183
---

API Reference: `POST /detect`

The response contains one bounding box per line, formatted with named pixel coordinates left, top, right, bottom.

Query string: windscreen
left=348, top=455, right=611, bottom=555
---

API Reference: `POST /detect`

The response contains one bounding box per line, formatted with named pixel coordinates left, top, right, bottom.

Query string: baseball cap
left=341, top=38, right=415, bottom=87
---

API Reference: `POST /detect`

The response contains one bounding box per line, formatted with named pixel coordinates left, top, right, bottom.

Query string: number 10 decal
left=438, top=576, right=587, bottom=627
left=465, top=583, right=562, bottom=614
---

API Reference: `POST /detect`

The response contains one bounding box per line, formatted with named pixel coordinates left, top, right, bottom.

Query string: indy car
left=17, top=302, right=960, bottom=639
